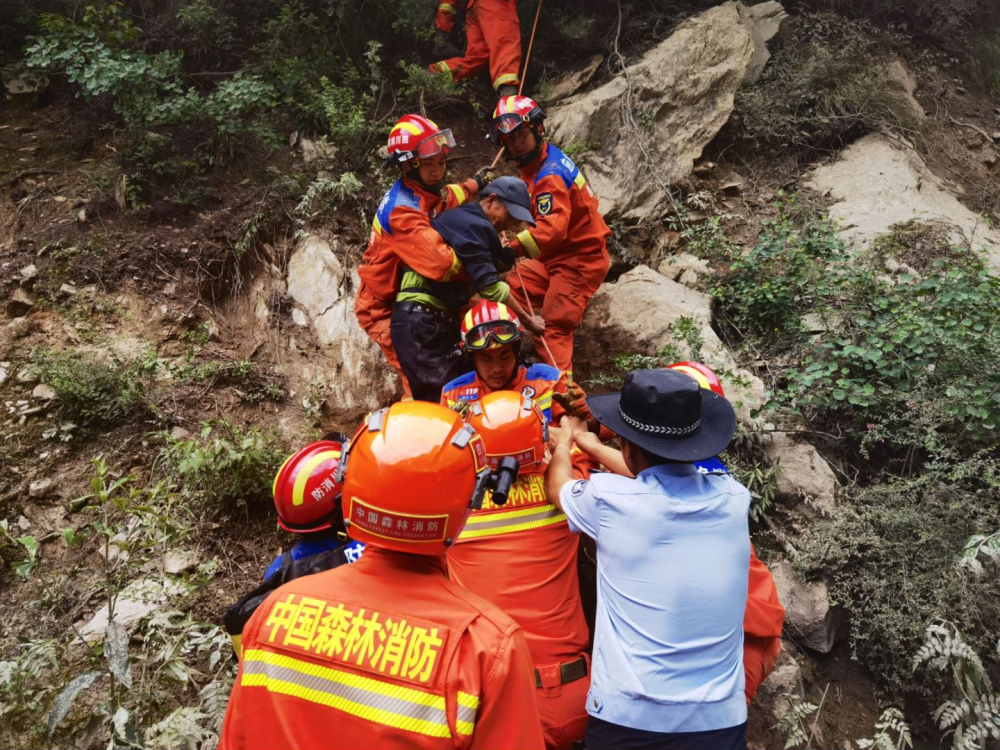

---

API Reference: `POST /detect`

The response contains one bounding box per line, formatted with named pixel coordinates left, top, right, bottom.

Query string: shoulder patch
left=570, top=479, right=587, bottom=496
left=443, top=370, right=477, bottom=392
left=375, top=180, right=421, bottom=236
left=525, top=363, right=561, bottom=381
left=536, top=192, right=553, bottom=216
left=534, top=144, right=580, bottom=190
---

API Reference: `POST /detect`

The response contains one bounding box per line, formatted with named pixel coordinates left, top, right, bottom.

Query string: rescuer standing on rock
left=218, top=401, right=545, bottom=750
left=355, top=114, right=490, bottom=396
left=490, top=96, right=611, bottom=379
left=429, top=0, right=522, bottom=98
left=449, top=392, right=594, bottom=749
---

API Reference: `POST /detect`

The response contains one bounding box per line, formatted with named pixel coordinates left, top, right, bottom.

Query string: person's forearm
left=545, top=444, right=575, bottom=511
left=578, top=440, right=632, bottom=477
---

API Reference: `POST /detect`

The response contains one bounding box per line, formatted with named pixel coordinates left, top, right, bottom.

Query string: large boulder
left=770, top=560, right=843, bottom=653
left=546, top=1, right=785, bottom=221
left=763, top=433, right=839, bottom=516
left=578, top=265, right=765, bottom=419
left=752, top=646, right=804, bottom=723
left=805, top=133, right=1000, bottom=267
left=285, top=234, right=398, bottom=416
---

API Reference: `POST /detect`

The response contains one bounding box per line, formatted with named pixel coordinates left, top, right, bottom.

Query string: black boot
left=433, top=30, right=462, bottom=59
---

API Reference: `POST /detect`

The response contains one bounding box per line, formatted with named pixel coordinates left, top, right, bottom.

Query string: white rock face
left=579, top=265, right=765, bottom=420
left=806, top=134, right=1000, bottom=266
left=540, top=54, right=604, bottom=103
left=546, top=1, right=785, bottom=221
left=763, top=433, right=839, bottom=515
left=285, top=235, right=398, bottom=415
left=770, top=560, right=842, bottom=653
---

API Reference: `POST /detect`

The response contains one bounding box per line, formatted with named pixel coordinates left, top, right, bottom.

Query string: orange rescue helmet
left=272, top=434, right=348, bottom=533
left=667, top=361, right=726, bottom=397
left=385, top=114, right=456, bottom=168
left=340, top=402, right=490, bottom=554
left=461, top=299, right=523, bottom=351
left=467, top=391, right=548, bottom=474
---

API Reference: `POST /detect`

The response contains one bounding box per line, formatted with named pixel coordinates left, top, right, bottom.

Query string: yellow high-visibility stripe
left=459, top=504, right=566, bottom=539
left=442, top=248, right=463, bottom=281
left=291, top=450, right=340, bottom=506
left=493, top=73, right=520, bottom=88
left=273, top=452, right=296, bottom=499
left=439, top=2, right=456, bottom=11
left=447, top=183, right=467, bottom=205
left=456, top=691, right=480, bottom=735
left=517, top=229, right=541, bottom=259
left=241, top=649, right=474, bottom=738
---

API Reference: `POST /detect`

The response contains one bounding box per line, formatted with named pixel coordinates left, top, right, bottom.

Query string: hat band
left=619, top=406, right=701, bottom=437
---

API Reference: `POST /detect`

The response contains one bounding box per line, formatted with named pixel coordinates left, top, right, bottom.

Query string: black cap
left=481, top=176, right=535, bottom=225
left=586, top=369, right=737, bottom=462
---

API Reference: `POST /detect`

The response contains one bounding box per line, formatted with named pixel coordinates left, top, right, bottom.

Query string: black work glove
left=473, top=166, right=496, bottom=192
left=495, top=244, right=517, bottom=271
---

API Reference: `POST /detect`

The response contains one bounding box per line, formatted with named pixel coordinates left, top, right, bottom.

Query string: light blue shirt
left=560, top=464, right=750, bottom=734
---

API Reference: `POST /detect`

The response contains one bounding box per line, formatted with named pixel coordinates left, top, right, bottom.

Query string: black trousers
left=585, top=717, right=747, bottom=750
left=390, top=305, right=468, bottom=402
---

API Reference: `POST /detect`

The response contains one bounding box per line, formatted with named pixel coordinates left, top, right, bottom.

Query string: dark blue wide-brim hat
left=586, top=368, right=737, bottom=462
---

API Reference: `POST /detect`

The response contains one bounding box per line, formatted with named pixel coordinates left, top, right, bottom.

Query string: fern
left=294, top=171, right=362, bottom=217
left=775, top=693, right=818, bottom=749
left=144, top=706, right=215, bottom=750
left=914, top=622, right=1000, bottom=750
left=857, top=707, right=913, bottom=750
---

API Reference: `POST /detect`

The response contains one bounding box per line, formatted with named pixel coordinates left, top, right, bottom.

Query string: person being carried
left=448, top=392, right=593, bottom=749
left=572, top=362, right=786, bottom=708
left=222, top=434, right=363, bottom=661
left=356, top=113, right=489, bottom=396
left=429, top=0, right=522, bottom=98
left=219, top=402, right=545, bottom=750
left=489, top=95, right=611, bottom=379
left=441, top=299, right=588, bottom=423
left=391, top=176, right=542, bottom=402
left=546, top=369, right=751, bottom=750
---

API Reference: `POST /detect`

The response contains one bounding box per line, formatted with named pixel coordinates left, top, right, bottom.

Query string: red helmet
left=460, top=300, right=523, bottom=351
left=272, top=435, right=348, bottom=533
left=467, top=391, right=548, bottom=474
left=340, top=402, right=490, bottom=555
left=667, top=362, right=726, bottom=397
left=489, top=95, right=546, bottom=145
left=386, top=114, right=456, bottom=168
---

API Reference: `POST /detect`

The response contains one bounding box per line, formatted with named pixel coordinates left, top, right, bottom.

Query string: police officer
left=218, top=402, right=545, bottom=750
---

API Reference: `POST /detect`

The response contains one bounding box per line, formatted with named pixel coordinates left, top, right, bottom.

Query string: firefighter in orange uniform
left=489, top=96, right=611, bottom=378
left=440, top=300, right=589, bottom=424
left=449, top=392, right=592, bottom=749
left=356, top=114, right=486, bottom=395
left=429, top=0, right=522, bottom=98
left=218, top=402, right=545, bottom=750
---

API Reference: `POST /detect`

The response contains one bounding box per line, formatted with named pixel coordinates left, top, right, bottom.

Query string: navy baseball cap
left=481, top=176, right=535, bottom=226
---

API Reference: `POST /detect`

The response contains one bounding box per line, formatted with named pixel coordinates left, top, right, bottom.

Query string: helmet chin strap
left=404, top=161, right=446, bottom=194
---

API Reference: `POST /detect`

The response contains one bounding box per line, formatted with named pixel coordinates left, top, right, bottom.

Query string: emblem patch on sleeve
left=570, top=479, right=587, bottom=496
left=536, top=193, right=553, bottom=215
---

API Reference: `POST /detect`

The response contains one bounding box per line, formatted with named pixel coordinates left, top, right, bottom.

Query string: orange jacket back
left=219, top=546, right=544, bottom=750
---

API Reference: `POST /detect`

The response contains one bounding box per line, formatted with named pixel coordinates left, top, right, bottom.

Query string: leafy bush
left=772, top=241, right=1000, bottom=464
left=709, top=195, right=851, bottom=341
left=797, top=474, right=1000, bottom=706
left=31, top=348, right=155, bottom=426
left=175, top=0, right=237, bottom=59
left=156, top=420, right=286, bottom=511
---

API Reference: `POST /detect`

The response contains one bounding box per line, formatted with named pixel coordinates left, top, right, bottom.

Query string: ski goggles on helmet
left=490, top=113, right=533, bottom=143
left=465, top=319, right=521, bottom=350
left=412, top=128, right=456, bottom=160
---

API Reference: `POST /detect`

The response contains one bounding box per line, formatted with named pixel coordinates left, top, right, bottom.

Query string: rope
left=489, top=0, right=544, bottom=168
left=512, top=261, right=559, bottom=368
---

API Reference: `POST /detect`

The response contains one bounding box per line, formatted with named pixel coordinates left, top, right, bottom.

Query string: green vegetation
left=31, top=348, right=156, bottom=426
left=709, top=203, right=1000, bottom=718
left=156, top=419, right=286, bottom=512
